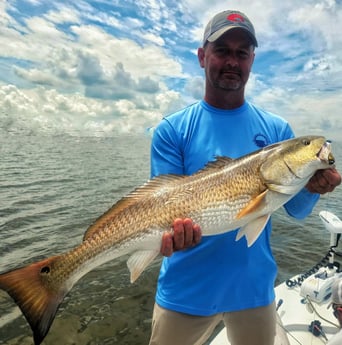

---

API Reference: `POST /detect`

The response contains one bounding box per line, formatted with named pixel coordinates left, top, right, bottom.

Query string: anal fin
left=127, top=250, right=160, bottom=283
left=235, top=214, right=270, bottom=247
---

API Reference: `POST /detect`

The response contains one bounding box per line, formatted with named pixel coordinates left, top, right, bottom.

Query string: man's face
left=198, top=29, right=255, bottom=93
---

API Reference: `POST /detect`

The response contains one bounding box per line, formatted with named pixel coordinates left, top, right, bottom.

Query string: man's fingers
left=160, top=232, right=173, bottom=257
left=192, top=223, right=202, bottom=245
left=160, top=218, right=202, bottom=257
left=183, top=218, right=195, bottom=247
left=307, top=168, right=341, bottom=194
left=173, top=218, right=185, bottom=250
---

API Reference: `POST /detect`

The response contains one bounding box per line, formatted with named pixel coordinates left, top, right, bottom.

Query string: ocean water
left=0, top=133, right=342, bottom=345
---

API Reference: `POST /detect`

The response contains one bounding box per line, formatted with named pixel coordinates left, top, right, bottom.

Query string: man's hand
left=160, top=218, right=202, bottom=257
left=306, top=168, right=341, bottom=194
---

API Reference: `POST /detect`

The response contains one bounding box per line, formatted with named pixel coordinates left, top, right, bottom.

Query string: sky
left=0, top=0, right=341, bottom=139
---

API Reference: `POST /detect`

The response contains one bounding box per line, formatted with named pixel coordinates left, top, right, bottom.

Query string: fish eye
left=41, top=266, right=50, bottom=274
left=302, top=138, right=311, bottom=146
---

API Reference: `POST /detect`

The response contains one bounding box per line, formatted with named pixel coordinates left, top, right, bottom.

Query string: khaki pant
left=149, top=302, right=280, bottom=345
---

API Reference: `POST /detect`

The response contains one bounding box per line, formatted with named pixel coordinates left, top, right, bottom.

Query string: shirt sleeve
left=150, top=118, right=184, bottom=178
left=284, top=188, right=320, bottom=219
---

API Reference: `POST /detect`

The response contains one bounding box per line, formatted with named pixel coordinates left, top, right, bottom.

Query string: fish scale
left=0, top=135, right=335, bottom=345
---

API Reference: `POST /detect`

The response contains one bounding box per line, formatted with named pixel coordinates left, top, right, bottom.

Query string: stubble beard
left=214, top=78, right=243, bottom=92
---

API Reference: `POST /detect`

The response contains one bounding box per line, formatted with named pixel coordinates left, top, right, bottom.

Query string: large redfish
left=0, top=136, right=335, bottom=344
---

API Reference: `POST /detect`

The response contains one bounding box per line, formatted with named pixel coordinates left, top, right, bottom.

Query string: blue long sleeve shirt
left=151, top=100, right=319, bottom=315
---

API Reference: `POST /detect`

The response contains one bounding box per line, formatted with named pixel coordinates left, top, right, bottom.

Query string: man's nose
left=225, top=54, right=238, bottom=67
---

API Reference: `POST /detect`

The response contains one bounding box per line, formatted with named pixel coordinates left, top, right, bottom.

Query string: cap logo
left=203, top=11, right=258, bottom=47
left=227, top=13, right=245, bottom=23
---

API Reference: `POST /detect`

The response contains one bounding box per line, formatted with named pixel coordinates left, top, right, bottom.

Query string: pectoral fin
left=127, top=250, right=160, bottom=283
left=235, top=214, right=270, bottom=247
left=237, top=190, right=268, bottom=219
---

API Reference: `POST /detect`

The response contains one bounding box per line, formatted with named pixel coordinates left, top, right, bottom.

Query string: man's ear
left=197, top=47, right=205, bottom=68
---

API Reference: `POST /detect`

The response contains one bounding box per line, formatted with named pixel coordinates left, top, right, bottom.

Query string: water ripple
left=0, top=133, right=341, bottom=344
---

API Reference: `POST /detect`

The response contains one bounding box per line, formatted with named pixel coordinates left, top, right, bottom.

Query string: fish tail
left=0, top=256, right=67, bottom=345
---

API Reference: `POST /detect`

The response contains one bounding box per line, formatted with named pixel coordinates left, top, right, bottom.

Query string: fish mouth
left=317, top=140, right=335, bottom=165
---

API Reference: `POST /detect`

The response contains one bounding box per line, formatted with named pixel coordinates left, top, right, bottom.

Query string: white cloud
left=140, top=31, right=165, bottom=46
left=44, top=5, right=81, bottom=24
left=0, top=0, right=341, bottom=138
left=0, top=82, right=183, bottom=136
left=250, top=80, right=342, bottom=141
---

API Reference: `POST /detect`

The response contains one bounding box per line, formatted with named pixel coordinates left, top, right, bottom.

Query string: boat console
left=299, top=211, right=342, bottom=304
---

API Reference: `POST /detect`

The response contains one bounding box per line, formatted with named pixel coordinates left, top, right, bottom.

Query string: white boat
left=210, top=210, right=342, bottom=345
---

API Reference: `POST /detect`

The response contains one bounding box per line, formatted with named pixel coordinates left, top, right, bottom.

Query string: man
left=328, top=279, right=342, bottom=345
left=149, top=10, right=341, bottom=345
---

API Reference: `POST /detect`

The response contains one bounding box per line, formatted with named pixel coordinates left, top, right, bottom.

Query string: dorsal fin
left=193, top=156, right=234, bottom=175
left=83, top=174, right=185, bottom=241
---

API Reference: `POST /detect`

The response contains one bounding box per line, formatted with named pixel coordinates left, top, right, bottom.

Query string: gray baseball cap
left=203, top=10, right=258, bottom=47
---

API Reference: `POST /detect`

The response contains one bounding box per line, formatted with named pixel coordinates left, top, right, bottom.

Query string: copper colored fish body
left=0, top=136, right=335, bottom=344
